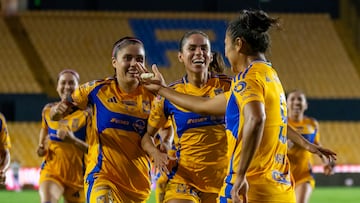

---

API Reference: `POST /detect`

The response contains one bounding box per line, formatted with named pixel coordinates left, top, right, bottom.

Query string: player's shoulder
left=211, top=73, right=233, bottom=81
left=304, top=116, right=319, bottom=126
left=168, top=78, right=184, bottom=88
left=43, top=102, right=57, bottom=109
left=83, top=77, right=113, bottom=88
left=41, top=102, right=57, bottom=115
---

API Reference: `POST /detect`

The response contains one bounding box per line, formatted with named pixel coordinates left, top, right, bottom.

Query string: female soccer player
left=287, top=89, right=334, bottom=203
left=136, top=9, right=337, bottom=203
left=37, top=69, right=90, bottom=203
left=51, top=37, right=157, bottom=203
left=141, top=30, right=231, bottom=203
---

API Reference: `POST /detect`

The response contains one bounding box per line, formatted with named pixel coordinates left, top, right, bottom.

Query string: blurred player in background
left=287, top=89, right=335, bottom=203
left=37, top=69, right=90, bottom=203
left=51, top=37, right=157, bottom=203
left=0, top=112, right=11, bottom=185
left=141, top=30, right=231, bottom=203
left=137, top=9, right=337, bottom=203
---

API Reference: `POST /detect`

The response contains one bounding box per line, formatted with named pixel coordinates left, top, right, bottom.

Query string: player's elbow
left=248, top=113, right=266, bottom=128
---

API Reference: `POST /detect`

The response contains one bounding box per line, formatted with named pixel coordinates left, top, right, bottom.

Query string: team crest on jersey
left=234, top=81, right=246, bottom=93
left=214, top=88, right=224, bottom=95
left=133, top=119, right=146, bottom=135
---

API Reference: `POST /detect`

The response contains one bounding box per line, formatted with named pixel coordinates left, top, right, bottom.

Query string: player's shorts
left=85, top=176, right=148, bottom=203
left=218, top=182, right=296, bottom=203
left=164, top=182, right=218, bottom=203
left=39, top=170, right=85, bottom=203
left=295, top=176, right=315, bottom=188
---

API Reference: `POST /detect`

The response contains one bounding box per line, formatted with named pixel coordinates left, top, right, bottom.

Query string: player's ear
left=178, top=52, right=184, bottom=63
left=112, top=57, right=117, bottom=68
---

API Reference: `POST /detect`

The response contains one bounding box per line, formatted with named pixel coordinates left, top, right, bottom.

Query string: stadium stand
left=314, top=121, right=360, bottom=165
left=7, top=122, right=42, bottom=167
left=270, top=14, right=360, bottom=99
left=17, top=11, right=360, bottom=98
left=0, top=18, right=42, bottom=93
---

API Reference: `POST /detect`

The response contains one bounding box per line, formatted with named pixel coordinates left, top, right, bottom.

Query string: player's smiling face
left=112, top=43, right=145, bottom=83
left=287, top=91, right=308, bottom=117
left=178, top=33, right=212, bottom=74
left=57, top=72, right=78, bottom=101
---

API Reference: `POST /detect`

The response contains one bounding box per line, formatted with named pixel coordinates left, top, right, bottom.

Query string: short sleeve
left=148, top=96, right=168, bottom=129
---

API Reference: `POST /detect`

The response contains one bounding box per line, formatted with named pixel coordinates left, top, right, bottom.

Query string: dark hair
left=57, top=69, right=80, bottom=82
left=112, top=36, right=143, bottom=58
left=226, top=9, right=280, bottom=54
left=209, top=51, right=226, bottom=73
left=286, top=89, right=306, bottom=99
left=178, top=30, right=210, bottom=52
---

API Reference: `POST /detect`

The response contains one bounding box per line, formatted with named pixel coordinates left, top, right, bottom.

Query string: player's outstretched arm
left=136, top=63, right=227, bottom=116
left=57, top=126, right=88, bottom=153
left=287, top=125, right=337, bottom=162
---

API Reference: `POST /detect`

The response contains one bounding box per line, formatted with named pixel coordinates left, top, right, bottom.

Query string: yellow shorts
left=85, top=176, right=148, bottom=203
left=164, top=182, right=218, bottom=203
left=295, top=176, right=315, bottom=188
left=218, top=182, right=295, bottom=203
left=39, top=170, right=85, bottom=203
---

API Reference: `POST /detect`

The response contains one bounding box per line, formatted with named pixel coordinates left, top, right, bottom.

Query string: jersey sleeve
left=72, top=80, right=103, bottom=110
left=148, top=96, right=168, bottom=129
left=233, top=71, right=265, bottom=111
left=41, top=104, right=51, bottom=130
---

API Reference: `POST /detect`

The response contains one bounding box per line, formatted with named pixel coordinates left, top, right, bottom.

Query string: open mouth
left=127, top=69, right=139, bottom=76
left=192, top=59, right=205, bottom=65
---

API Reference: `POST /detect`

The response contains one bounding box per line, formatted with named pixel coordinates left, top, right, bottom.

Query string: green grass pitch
left=0, top=187, right=359, bottom=203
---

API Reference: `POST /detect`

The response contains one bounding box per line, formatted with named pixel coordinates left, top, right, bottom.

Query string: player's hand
left=36, top=145, right=47, bottom=157
left=151, top=149, right=176, bottom=175
left=53, top=101, right=71, bottom=115
left=56, top=126, right=76, bottom=143
left=231, top=176, right=249, bottom=203
left=309, top=145, right=337, bottom=164
left=158, top=142, right=171, bottom=153
left=324, top=162, right=335, bottom=176
left=135, top=63, right=167, bottom=93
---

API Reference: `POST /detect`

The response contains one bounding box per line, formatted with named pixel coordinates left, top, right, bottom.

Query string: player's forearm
left=158, top=87, right=210, bottom=114
left=141, top=134, right=158, bottom=157
left=287, top=125, right=312, bottom=150
left=72, top=138, right=88, bottom=153
left=0, top=150, right=10, bottom=172
left=237, top=116, right=264, bottom=176
left=38, top=128, right=47, bottom=146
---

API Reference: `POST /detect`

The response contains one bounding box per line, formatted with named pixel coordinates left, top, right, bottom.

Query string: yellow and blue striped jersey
left=148, top=73, right=232, bottom=193
left=221, top=61, right=294, bottom=202
left=72, top=77, right=156, bottom=201
left=0, top=113, right=11, bottom=150
left=40, top=103, right=90, bottom=188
